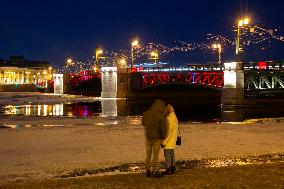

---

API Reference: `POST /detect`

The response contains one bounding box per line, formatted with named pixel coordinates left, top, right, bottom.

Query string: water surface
left=1, top=99, right=284, bottom=123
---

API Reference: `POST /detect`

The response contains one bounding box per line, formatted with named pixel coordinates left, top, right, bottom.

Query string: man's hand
left=161, top=144, right=165, bottom=148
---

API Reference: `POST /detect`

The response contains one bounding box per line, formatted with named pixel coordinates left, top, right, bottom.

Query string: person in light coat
left=161, top=104, right=179, bottom=175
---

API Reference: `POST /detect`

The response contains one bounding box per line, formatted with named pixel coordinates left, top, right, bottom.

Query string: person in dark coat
left=142, top=99, right=167, bottom=177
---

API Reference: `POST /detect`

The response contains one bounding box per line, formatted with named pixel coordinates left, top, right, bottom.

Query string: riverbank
left=0, top=92, right=284, bottom=187
left=1, top=162, right=284, bottom=189
left=0, top=116, right=284, bottom=186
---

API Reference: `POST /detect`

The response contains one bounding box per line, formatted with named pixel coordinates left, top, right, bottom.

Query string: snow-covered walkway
left=0, top=116, right=283, bottom=181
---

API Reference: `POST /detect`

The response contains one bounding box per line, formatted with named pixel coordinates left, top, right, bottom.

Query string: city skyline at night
left=1, top=0, right=284, bottom=68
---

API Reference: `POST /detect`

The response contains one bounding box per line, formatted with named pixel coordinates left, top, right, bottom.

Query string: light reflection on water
left=4, top=104, right=64, bottom=116
left=0, top=99, right=220, bottom=122
left=2, top=124, right=65, bottom=129
left=1, top=100, right=284, bottom=122
left=1, top=101, right=118, bottom=118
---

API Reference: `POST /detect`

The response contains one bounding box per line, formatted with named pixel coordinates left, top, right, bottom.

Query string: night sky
left=1, top=0, right=284, bottom=68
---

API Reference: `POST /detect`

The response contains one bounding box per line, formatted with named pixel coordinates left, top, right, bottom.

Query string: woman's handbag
left=176, top=129, right=181, bottom=146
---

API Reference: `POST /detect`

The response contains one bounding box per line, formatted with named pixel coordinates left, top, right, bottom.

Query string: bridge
left=135, top=64, right=224, bottom=90
left=65, top=61, right=284, bottom=92
left=127, top=61, right=284, bottom=94
left=51, top=61, right=284, bottom=107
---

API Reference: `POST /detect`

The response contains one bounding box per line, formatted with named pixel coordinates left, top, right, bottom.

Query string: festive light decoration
left=57, top=23, right=284, bottom=74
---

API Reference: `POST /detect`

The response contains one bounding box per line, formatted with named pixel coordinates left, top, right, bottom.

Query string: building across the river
left=0, top=56, right=53, bottom=86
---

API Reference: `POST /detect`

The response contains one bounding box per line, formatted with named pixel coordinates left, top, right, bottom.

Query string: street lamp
left=119, top=58, right=126, bottom=68
left=212, top=43, right=222, bottom=64
left=95, top=48, right=103, bottom=69
left=131, top=39, right=139, bottom=69
left=149, top=51, right=159, bottom=63
left=48, top=67, right=52, bottom=80
left=66, top=58, right=73, bottom=72
left=67, top=58, right=72, bottom=66
left=236, top=17, right=250, bottom=62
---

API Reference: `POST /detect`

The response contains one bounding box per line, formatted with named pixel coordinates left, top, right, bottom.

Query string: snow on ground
left=0, top=92, right=284, bottom=182
left=0, top=116, right=284, bottom=182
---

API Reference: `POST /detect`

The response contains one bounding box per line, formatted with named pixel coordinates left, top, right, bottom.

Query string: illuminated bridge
left=131, top=61, right=284, bottom=94
left=135, top=64, right=224, bottom=90
left=65, top=61, right=284, bottom=99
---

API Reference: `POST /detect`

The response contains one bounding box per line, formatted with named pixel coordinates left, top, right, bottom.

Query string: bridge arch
left=137, top=71, right=224, bottom=90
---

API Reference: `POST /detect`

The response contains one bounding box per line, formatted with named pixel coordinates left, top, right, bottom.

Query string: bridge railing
left=136, top=64, right=224, bottom=72
left=243, top=61, right=284, bottom=71
left=134, top=62, right=284, bottom=72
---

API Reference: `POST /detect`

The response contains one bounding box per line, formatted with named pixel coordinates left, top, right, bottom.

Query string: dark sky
left=1, top=0, right=284, bottom=67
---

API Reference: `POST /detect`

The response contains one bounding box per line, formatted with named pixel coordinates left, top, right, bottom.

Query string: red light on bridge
left=131, top=67, right=137, bottom=72
left=258, top=61, right=267, bottom=70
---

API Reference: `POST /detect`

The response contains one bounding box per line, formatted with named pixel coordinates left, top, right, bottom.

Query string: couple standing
left=142, top=99, right=179, bottom=177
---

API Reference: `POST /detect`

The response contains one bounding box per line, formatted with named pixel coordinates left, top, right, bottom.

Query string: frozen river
left=0, top=93, right=283, bottom=183
left=0, top=92, right=284, bottom=123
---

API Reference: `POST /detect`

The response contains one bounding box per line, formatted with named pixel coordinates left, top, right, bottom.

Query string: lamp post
left=149, top=51, right=159, bottom=63
left=236, top=17, right=249, bottom=62
left=119, top=58, right=126, bottom=68
left=95, top=48, right=103, bottom=69
left=66, top=58, right=73, bottom=72
left=131, top=39, right=139, bottom=70
left=212, top=43, right=222, bottom=64
left=48, top=67, right=52, bottom=80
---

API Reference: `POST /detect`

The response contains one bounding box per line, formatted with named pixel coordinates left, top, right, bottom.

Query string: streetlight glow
left=244, top=18, right=249, bottom=25
left=238, top=20, right=244, bottom=27
left=238, top=17, right=249, bottom=27
left=132, top=39, right=139, bottom=47
left=95, top=48, right=104, bottom=69
left=212, top=43, right=222, bottom=64
left=236, top=17, right=251, bottom=62
left=67, top=58, right=72, bottom=64
left=119, top=58, right=126, bottom=68
left=212, top=43, right=221, bottom=49
left=149, top=51, right=159, bottom=63
left=131, top=39, right=139, bottom=70
left=66, top=58, right=73, bottom=72
left=120, top=58, right=126, bottom=64
left=151, top=51, right=157, bottom=57
left=97, top=49, right=103, bottom=55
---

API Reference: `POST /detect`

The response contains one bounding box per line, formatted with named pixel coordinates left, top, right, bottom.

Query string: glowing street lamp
left=236, top=17, right=250, bottom=62
left=48, top=67, right=52, bottom=80
left=66, top=58, right=72, bottom=66
left=95, top=48, right=103, bottom=68
left=149, top=51, right=159, bottom=63
left=66, top=58, right=73, bottom=72
left=119, top=58, right=126, bottom=68
left=212, top=43, right=222, bottom=64
left=131, top=39, right=139, bottom=69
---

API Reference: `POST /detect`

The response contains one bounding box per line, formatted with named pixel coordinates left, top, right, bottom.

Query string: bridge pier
left=101, top=67, right=117, bottom=98
left=101, top=67, right=137, bottom=98
left=221, top=62, right=245, bottom=107
left=116, top=69, right=142, bottom=98
left=53, top=74, right=64, bottom=94
left=116, top=68, right=131, bottom=98
left=221, top=62, right=246, bottom=121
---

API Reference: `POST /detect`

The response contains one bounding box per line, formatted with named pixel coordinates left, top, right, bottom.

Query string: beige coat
left=162, top=112, right=179, bottom=149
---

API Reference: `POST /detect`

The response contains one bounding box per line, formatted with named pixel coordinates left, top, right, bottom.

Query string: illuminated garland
left=57, top=24, right=284, bottom=74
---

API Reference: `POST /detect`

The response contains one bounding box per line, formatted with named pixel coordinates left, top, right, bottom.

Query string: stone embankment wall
left=0, top=84, right=53, bottom=93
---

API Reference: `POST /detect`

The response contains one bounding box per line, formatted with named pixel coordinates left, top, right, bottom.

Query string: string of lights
left=58, top=24, right=284, bottom=74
